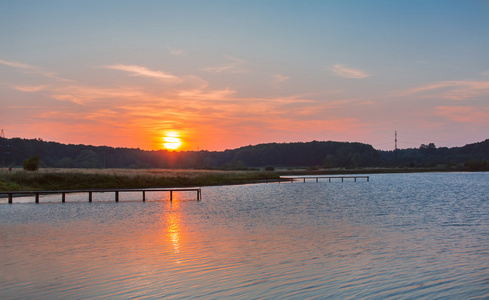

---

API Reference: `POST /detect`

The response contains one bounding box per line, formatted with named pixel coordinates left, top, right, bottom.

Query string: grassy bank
left=0, top=168, right=280, bottom=192
left=274, top=166, right=465, bottom=176
left=1, top=166, right=477, bottom=192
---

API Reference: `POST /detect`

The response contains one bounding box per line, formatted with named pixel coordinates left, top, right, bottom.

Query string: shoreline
left=0, top=167, right=484, bottom=194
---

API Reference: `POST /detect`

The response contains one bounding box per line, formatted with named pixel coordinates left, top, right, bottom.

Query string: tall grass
left=0, top=168, right=280, bottom=191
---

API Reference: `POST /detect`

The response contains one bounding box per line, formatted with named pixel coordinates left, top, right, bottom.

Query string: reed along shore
left=0, top=168, right=280, bottom=192
left=1, top=165, right=471, bottom=192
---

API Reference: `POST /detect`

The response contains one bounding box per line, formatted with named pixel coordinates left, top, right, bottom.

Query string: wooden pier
left=2, top=188, right=202, bottom=204
left=280, top=176, right=369, bottom=183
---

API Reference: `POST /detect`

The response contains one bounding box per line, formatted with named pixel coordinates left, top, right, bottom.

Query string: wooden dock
left=280, top=176, right=369, bottom=183
left=2, top=188, right=202, bottom=204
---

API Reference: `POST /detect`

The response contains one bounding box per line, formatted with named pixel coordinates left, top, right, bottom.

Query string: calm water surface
left=1, top=173, right=488, bottom=299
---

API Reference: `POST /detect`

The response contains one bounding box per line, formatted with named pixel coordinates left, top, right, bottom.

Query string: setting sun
left=162, top=131, right=183, bottom=150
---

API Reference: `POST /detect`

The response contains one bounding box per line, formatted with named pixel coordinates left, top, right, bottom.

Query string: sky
left=1, top=0, right=489, bottom=151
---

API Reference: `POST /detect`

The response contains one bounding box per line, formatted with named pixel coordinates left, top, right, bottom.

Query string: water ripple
left=1, top=172, right=489, bottom=298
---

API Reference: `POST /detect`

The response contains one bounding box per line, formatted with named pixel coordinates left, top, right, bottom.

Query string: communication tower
left=0, top=129, right=5, bottom=166
left=394, top=130, right=398, bottom=164
left=395, top=130, right=397, bottom=151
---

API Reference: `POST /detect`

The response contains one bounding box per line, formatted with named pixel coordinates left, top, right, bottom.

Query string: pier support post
left=354, top=177, right=357, bottom=182
left=8, top=193, right=12, bottom=204
left=62, top=193, right=66, bottom=203
left=316, top=178, right=318, bottom=183
left=115, top=191, right=119, bottom=202
left=89, top=192, right=92, bottom=202
left=35, top=193, right=40, bottom=203
left=170, top=191, right=173, bottom=201
left=142, top=191, right=146, bottom=202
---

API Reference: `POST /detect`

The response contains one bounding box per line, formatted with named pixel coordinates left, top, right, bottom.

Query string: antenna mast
left=0, top=129, right=5, bottom=166
left=394, top=130, right=398, bottom=164
left=395, top=130, right=397, bottom=151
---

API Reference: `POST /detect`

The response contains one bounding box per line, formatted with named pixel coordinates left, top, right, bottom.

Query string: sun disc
left=162, top=132, right=183, bottom=150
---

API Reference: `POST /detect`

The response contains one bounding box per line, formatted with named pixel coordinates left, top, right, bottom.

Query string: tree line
left=379, top=140, right=489, bottom=171
left=1, top=137, right=488, bottom=171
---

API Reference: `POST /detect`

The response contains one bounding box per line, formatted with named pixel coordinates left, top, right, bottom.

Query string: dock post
left=35, top=193, right=40, bottom=203
left=367, top=176, right=369, bottom=182
left=354, top=177, right=357, bottom=182
left=170, top=191, right=173, bottom=201
left=115, top=191, right=119, bottom=202
left=62, top=193, right=66, bottom=203
left=303, top=178, right=306, bottom=183
left=89, top=192, right=92, bottom=202
left=329, top=178, right=331, bottom=182
left=142, top=191, right=146, bottom=202
left=197, top=190, right=200, bottom=201
left=342, top=177, right=344, bottom=182
left=316, top=178, right=318, bottom=183
left=8, top=193, right=12, bottom=204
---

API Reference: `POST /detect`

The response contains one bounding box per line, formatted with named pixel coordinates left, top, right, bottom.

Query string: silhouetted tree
left=23, top=155, right=40, bottom=171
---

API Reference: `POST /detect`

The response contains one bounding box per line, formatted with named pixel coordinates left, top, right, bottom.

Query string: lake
left=1, top=172, right=488, bottom=299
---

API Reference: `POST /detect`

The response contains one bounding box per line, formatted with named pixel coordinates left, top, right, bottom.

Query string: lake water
left=1, top=172, right=488, bottom=299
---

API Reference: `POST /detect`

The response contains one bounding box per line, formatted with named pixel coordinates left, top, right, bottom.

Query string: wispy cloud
left=105, top=64, right=182, bottom=83
left=272, top=73, right=290, bottom=83
left=330, top=64, right=371, bottom=79
left=400, top=81, right=489, bottom=100
left=203, top=56, right=247, bottom=73
left=0, top=58, right=73, bottom=82
left=166, top=46, right=186, bottom=56
left=13, top=85, right=47, bottom=92
left=177, top=88, right=236, bottom=101
left=49, top=85, right=146, bottom=105
left=2, top=58, right=379, bottom=150
left=0, top=59, right=35, bottom=69
left=436, top=106, right=489, bottom=123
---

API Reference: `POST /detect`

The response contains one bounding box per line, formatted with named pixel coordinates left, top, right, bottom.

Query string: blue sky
left=1, top=0, right=489, bottom=150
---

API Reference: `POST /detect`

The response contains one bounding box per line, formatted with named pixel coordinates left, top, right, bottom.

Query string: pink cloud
left=48, top=85, right=145, bottom=104
left=203, top=56, right=247, bottom=73
left=2, top=58, right=382, bottom=151
left=272, top=73, right=290, bottom=83
left=166, top=46, right=186, bottom=56
left=13, top=85, right=47, bottom=92
left=105, top=64, right=182, bottom=83
left=330, top=64, right=371, bottom=79
left=0, top=59, right=35, bottom=69
left=436, top=106, right=489, bottom=123
left=0, top=59, right=72, bottom=82
left=401, top=81, right=489, bottom=100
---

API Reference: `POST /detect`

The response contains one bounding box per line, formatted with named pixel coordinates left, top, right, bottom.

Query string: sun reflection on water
left=165, top=196, right=184, bottom=259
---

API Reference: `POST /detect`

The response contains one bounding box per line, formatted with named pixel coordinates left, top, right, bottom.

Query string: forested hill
left=0, top=138, right=378, bottom=169
left=0, top=137, right=488, bottom=170
left=379, top=139, right=489, bottom=170
left=210, top=141, right=380, bottom=168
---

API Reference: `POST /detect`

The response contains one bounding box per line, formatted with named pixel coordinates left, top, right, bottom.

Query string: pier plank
left=280, top=176, right=369, bottom=183
left=2, top=188, right=201, bottom=204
